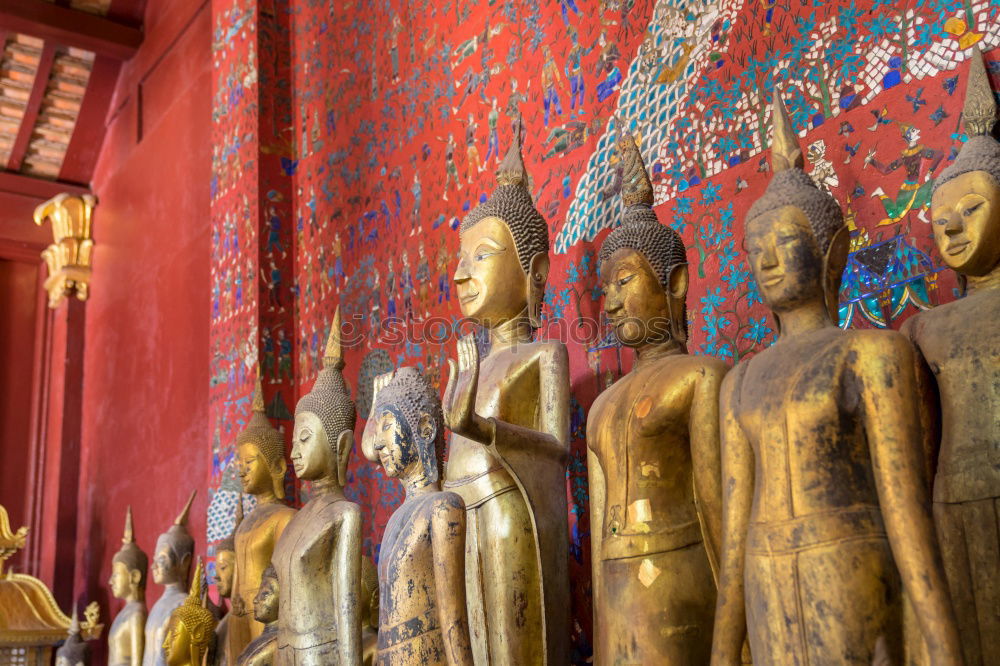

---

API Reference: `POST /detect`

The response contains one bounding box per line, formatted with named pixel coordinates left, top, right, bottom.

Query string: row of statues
left=104, top=49, right=998, bottom=665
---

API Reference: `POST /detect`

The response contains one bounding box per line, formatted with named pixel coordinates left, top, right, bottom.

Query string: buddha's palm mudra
left=902, top=47, right=1000, bottom=666
left=362, top=367, right=473, bottom=665
left=229, top=375, right=296, bottom=660
left=108, top=507, right=147, bottom=666
left=442, top=127, right=570, bottom=664
left=273, top=308, right=363, bottom=666
left=588, top=136, right=726, bottom=664
left=710, top=98, right=962, bottom=665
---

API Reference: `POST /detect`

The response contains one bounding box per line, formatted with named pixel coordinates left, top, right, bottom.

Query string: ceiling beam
left=0, top=171, right=91, bottom=202
left=0, top=0, right=142, bottom=60
left=6, top=42, right=55, bottom=172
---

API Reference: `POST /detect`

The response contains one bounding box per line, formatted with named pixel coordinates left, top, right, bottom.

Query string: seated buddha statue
left=236, top=564, right=279, bottom=666
left=272, top=308, right=363, bottom=665
left=710, top=97, right=962, bottom=665
left=362, top=367, right=473, bottom=665
left=145, top=491, right=197, bottom=666
left=588, top=136, right=726, bottom=664
left=214, top=499, right=242, bottom=666
left=901, top=47, right=1000, bottom=665
left=163, top=558, right=217, bottom=666
left=439, top=123, right=570, bottom=665
left=108, top=507, right=147, bottom=666
left=229, top=376, right=296, bottom=659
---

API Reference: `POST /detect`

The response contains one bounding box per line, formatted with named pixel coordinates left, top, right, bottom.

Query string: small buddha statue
left=709, top=96, right=962, bottom=665
left=56, top=606, right=91, bottom=666
left=108, top=506, right=148, bottom=666
left=163, top=558, right=217, bottom=666
left=438, top=123, right=570, bottom=664
left=230, top=375, right=296, bottom=658
left=362, top=367, right=473, bottom=665
left=214, top=499, right=243, bottom=666
left=236, top=564, right=279, bottom=666
left=588, top=136, right=726, bottom=664
left=272, top=308, right=363, bottom=665
left=901, top=46, right=1000, bottom=666
left=145, top=491, right=197, bottom=666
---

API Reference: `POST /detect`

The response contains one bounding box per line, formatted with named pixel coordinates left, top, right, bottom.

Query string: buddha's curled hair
left=746, top=169, right=844, bottom=254
left=371, top=367, right=445, bottom=484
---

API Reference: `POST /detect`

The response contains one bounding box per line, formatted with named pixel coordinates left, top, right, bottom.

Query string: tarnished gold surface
left=711, top=97, right=962, bottom=665
left=214, top=499, right=242, bottom=666
left=588, top=137, right=725, bottom=664
left=230, top=376, right=296, bottom=656
left=236, top=565, right=278, bottom=666
left=442, top=131, right=569, bottom=665
left=0, top=504, right=103, bottom=659
left=145, top=492, right=197, bottom=666
left=362, top=367, right=473, bottom=665
left=901, top=46, right=1000, bottom=666
left=55, top=607, right=91, bottom=666
left=163, top=559, right=217, bottom=666
left=109, top=507, right=147, bottom=666
left=274, top=308, right=363, bottom=665
left=33, top=192, right=96, bottom=308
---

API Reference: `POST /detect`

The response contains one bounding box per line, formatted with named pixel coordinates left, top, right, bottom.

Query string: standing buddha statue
left=56, top=607, right=91, bottom=666
left=710, top=97, right=962, bottom=665
left=108, top=506, right=148, bottom=666
left=145, top=491, right=197, bottom=666
left=229, top=375, right=296, bottom=659
left=273, top=307, right=363, bottom=665
left=163, top=558, right=217, bottom=666
left=236, top=564, right=279, bottom=666
left=901, top=46, right=1000, bottom=666
left=363, top=367, right=473, bottom=665
left=588, top=136, right=726, bottom=664
left=214, top=498, right=243, bottom=666
left=440, top=126, right=570, bottom=664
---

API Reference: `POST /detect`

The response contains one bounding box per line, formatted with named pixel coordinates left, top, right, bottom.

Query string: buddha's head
left=162, top=558, right=216, bottom=666
left=109, top=506, right=147, bottom=601
left=455, top=123, right=550, bottom=329
left=212, top=498, right=242, bottom=599
left=931, top=47, right=1000, bottom=279
left=235, top=376, right=287, bottom=500
left=152, top=491, right=196, bottom=588
left=293, top=308, right=357, bottom=487
left=55, top=607, right=89, bottom=666
left=745, top=97, right=847, bottom=324
left=599, top=137, right=689, bottom=349
left=252, top=564, right=279, bottom=624
left=371, top=367, right=444, bottom=486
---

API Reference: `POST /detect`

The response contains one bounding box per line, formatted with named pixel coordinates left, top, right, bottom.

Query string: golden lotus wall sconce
left=33, top=193, right=96, bottom=309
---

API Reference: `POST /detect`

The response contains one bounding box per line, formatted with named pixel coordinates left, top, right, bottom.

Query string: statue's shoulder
left=845, top=327, right=912, bottom=361
left=429, top=490, right=465, bottom=516
left=529, top=337, right=569, bottom=366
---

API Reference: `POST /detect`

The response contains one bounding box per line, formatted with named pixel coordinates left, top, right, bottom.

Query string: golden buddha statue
left=108, top=507, right=148, bottom=666
left=710, top=97, right=962, bottom=665
left=273, top=307, right=363, bottom=665
left=163, top=558, right=217, bottom=666
left=236, top=564, right=278, bottom=666
left=361, top=367, right=473, bottom=665
left=587, top=136, right=726, bottom=664
left=440, top=126, right=570, bottom=664
left=901, top=47, right=1000, bottom=666
left=214, top=499, right=242, bottom=666
left=229, top=375, right=296, bottom=658
left=145, top=491, right=197, bottom=666
left=56, top=607, right=91, bottom=666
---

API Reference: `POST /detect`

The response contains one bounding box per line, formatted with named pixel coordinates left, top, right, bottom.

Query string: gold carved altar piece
left=33, top=193, right=96, bottom=309
left=0, top=505, right=102, bottom=664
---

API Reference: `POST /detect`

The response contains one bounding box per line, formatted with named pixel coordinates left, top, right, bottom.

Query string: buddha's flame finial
left=618, top=135, right=654, bottom=208
left=122, top=506, right=134, bottom=545
left=175, top=490, right=196, bottom=527
left=770, top=94, right=804, bottom=173
left=963, top=46, right=997, bottom=137
left=251, top=372, right=266, bottom=414
left=496, top=114, right=529, bottom=188
left=69, top=605, right=80, bottom=637
left=187, top=557, right=204, bottom=602
left=324, top=306, right=344, bottom=369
